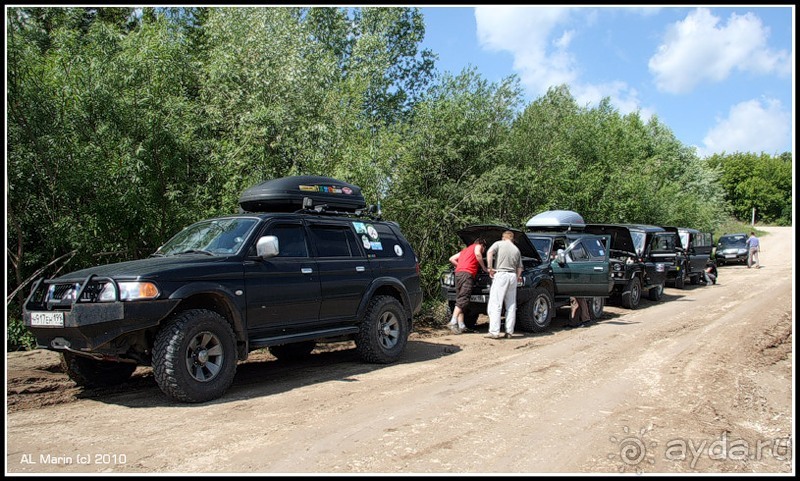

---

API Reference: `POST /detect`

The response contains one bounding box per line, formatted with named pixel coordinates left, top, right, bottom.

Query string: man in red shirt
left=447, top=238, right=488, bottom=333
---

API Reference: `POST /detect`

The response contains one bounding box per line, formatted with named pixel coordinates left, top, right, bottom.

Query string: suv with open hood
left=582, top=224, right=675, bottom=309
left=440, top=224, right=612, bottom=332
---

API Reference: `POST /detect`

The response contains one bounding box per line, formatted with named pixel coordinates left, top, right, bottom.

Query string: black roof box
left=239, top=176, right=367, bottom=213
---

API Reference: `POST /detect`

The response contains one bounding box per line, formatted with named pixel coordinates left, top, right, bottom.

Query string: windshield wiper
left=177, top=249, right=215, bottom=256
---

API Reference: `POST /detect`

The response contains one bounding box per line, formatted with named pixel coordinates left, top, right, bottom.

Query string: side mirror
left=555, top=249, right=567, bottom=265
left=256, top=236, right=279, bottom=259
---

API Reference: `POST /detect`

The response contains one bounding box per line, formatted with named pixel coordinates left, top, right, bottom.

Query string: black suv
left=22, top=176, right=423, bottom=403
left=582, top=224, right=675, bottom=309
left=663, top=227, right=714, bottom=287
left=440, top=224, right=612, bottom=332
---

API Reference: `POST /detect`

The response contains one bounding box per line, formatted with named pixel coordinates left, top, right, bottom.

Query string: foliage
left=6, top=7, right=790, bottom=341
left=706, top=152, right=792, bottom=226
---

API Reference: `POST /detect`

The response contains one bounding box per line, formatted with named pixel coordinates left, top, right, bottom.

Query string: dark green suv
left=440, top=222, right=612, bottom=332
left=23, top=176, right=422, bottom=403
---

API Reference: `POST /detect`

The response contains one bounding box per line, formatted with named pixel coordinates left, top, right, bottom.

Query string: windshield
left=679, top=232, right=689, bottom=249
left=630, top=232, right=646, bottom=256
left=719, top=235, right=747, bottom=247
left=528, top=236, right=553, bottom=260
left=651, top=233, right=678, bottom=253
left=156, top=218, right=259, bottom=256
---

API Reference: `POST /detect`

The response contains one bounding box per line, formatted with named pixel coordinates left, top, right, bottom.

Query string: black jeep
left=582, top=224, right=675, bottom=309
left=440, top=224, right=612, bottom=332
left=662, top=227, right=715, bottom=287
left=23, top=176, right=423, bottom=403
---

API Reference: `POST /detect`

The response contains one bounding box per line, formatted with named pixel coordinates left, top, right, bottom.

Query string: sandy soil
left=5, top=226, right=793, bottom=474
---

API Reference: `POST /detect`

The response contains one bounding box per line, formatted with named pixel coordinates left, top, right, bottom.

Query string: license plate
left=724, top=254, right=736, bottom=259
left=30, top=312, right=64, bottom=327
left=470, top=295, right=488, bottom=303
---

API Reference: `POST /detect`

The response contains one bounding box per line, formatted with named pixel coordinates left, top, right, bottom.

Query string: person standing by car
left=746, top=231, right=761, bottom=268
left=486, top=231, right=523, bottom=339
left=447, top=238, right=488, bottom=333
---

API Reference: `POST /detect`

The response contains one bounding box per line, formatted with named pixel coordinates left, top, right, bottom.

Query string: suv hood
left=583, top=224, right=636, bottom=256
left=457, top=225, right=542, bottom=262
left=50, top=255, right=233, bottom=283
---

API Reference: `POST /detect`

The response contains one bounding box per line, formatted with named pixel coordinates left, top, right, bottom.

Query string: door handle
left=301, top=268, right=313, bottom=274
left=594, top=267, right=604, bottom=271
left=356, top=266, right=365, bottom=272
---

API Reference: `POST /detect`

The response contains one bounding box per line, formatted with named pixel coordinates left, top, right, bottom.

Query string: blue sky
left=419, top=6, right=794, bottom=158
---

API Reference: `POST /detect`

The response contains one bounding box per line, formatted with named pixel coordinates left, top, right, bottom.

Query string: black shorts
left=455, top=271, right=475, bottom=309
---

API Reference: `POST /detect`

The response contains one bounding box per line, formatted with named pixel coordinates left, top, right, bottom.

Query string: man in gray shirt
left=486, top=230, right=523, bottom=339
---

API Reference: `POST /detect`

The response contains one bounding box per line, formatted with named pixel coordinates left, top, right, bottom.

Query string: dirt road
left=5, top=226, right=793, bottom=474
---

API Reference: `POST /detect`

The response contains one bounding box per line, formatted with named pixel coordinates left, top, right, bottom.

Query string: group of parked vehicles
left=439, top=210, right=724, bottom=333
left=18, top=175, right=745, bottom=404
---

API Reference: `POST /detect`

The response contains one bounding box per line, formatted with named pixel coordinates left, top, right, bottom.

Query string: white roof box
left=525, top=210, right=586, bottom=231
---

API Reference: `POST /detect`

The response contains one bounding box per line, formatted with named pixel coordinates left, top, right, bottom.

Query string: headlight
left=98, top=282, right=160, bottom=302
left=612, top=263, right=622, bottom=272
left=738, top=249, right=747, bottom=255
left=440, top=272, right=455, bottom=287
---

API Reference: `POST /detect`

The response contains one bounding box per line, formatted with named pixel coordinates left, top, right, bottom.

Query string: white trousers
left=488, top=271, right=517, bottom=335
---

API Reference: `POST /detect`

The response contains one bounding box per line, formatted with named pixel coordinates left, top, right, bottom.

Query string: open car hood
left=456, top=225, right=542, bottom=262
left=583, top=224, right=637, bottom=255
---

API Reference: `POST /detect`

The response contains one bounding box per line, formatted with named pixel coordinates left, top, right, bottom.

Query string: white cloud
left=475, top=6, right=577, bottom=95
left=699, top=98, right=790, bottom=156
left=649, top=8, right=791, bottom=94
left=475, top=7, right=657, bottom=118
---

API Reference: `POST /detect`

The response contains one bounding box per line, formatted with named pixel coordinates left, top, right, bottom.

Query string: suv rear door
left=307, top=219, right=374, bottom=324
left=550, top=235, right=613, bottom=297
left=686, top=230, right=714, bottom=273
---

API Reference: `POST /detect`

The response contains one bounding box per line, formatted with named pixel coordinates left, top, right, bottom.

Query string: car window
left=696, top=233, right=712, bottom=247
left=309, top=225, right=359, bottom=257
left=528, top=236, right=553, bottom=260
left=269, top=224, right=309, bottom=258
left=651, top=234, right=678, bottom=253
left=719, top=235, right=747, bottom=246
left=582, top=238, right=607, bottom=259
left=630, top=232, right=646, bottom=256
left=356, top=222, right=403, bottom=258
left=568, top=243, right=589, bottom=261
left=158, top=218, right=259, bottom=256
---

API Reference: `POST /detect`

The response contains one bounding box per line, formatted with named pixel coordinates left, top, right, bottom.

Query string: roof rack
left=296, top=197, right=382, bottom=221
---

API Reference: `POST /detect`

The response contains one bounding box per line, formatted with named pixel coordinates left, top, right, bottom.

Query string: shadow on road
left=71, top=339, right=458, bottom=409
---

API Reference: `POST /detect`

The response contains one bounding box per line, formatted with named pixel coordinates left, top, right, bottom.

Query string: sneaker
left=448, top=324, right=462, bottom=334
left=486, top=333, right=504, bottom=339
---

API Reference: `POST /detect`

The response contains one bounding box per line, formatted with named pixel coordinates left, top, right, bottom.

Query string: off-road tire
left=516, top=287, right=553, bottom=332
left=61, top=352, right=136, bottom=388
left=621, top=275, right=642, bottom=309
left=153, top=309, right=238, bottom=403
left=355, top=296, right=408, bottom=364
left=269, top=341, right=317, bottom=361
